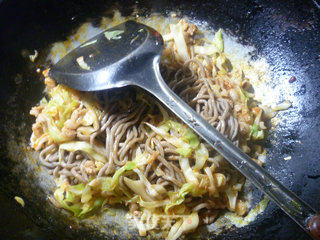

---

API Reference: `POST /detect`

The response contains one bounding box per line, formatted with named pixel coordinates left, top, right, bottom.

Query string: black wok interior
left=0, top=0, right=319, bottom=239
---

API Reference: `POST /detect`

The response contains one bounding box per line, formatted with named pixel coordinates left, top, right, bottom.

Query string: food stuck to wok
left=30, top=16, right=288, bottom=240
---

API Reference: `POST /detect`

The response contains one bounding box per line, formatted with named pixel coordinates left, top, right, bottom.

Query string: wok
left=0, top=0, right=319, bottom=239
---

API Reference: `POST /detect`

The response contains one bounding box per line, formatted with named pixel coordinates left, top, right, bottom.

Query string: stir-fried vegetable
left=165, top=183, right=193, bottom=213
left=59, top=141, right=106, bottom=163
left=213, top=29, right=224, bottom=53
left=169, top=22, right=190, bottom=61
left=76, top=56, right=90, bottom=70
left=194, top=28, right=224, bottom=55
left=250, top=124, right=264, bottom=140
left=46, top=85, right=80, bottom=128
left=179, top=157, right=199, bottom=185
left=101, top=151, right=156, bottom=192
left=167, top=212, right=199, bottom=240
left=14, top=196, right=25, bottom=207
left=226, top=188, right=238, bottom=211
left=272, top=100, right=292, bottom=111
left=53, top=150, right=157, bottom=216
left=145, top=120, right=199, bottom=157
left=104, top=30, right=124, bottom=40
left=54, top=182, right=104, bottom=217
left=194, top=143, right=209, bottom=171
left=42, top=85, right=80, bottom=142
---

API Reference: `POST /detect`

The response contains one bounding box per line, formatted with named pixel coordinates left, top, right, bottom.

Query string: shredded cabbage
left=194, top=28, right=223, bottom=55
left=76, top=56, right=90, bottom=70
left=145, top=123, right=190, bottom=156
left=145, top=120, right=199, bottom=157
left=101, top=151, right=155, bottom=192
left=59, top=141, right=106, bottom=163
left=238, top=87, right=249, bottom=104
left=104, top=30, right=124, bottom=40
left=29, top=50, right=38, bottom=62
left=250, top=124, right=264, bottom=140
left=169, top=23, right=189, bottom=61
left=165, top=183, right=193, bottom=214
left=166, top=212, right=199, bottom=240
left=226, top=187, right=238, bottom=211
left=213, top=29, right=224, bottom=53
left=179, top=157, right=199, bottom=185
left=193, top=143, right=209, bottom=171
left=14, top=196, right=25, bottom=207
left=124, top=178, right=153, bottom=201
left=54, top=151, right=156, bottom=216
left=54, top=182, right=103, bottom=217
left=194, top=45, right=219, bottom=55
left=137, top=196, right=170, bottom=208
left=44, top=85, right=80, bottom=142
left=272, top=100, right=292, bottom=111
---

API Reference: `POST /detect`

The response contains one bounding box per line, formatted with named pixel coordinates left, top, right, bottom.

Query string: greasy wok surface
left=0, top=0, right=319, bottom=239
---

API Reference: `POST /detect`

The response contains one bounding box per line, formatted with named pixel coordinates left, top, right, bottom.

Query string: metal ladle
left=50, top=20, right=320, bottom=239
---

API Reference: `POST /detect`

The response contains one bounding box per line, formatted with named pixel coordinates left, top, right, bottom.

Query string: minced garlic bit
left=14, top=196, right=25, bottom=207
left=29, top=50, right=39, bottom=62
left=284, top=156, right=292, bottom=161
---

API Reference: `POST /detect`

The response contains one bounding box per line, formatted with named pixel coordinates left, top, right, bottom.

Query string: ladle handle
left=142, top=57, right=320, bottom=239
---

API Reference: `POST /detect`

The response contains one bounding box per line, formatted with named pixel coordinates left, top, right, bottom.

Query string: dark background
left=0, top=0, right=319, bottom=239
